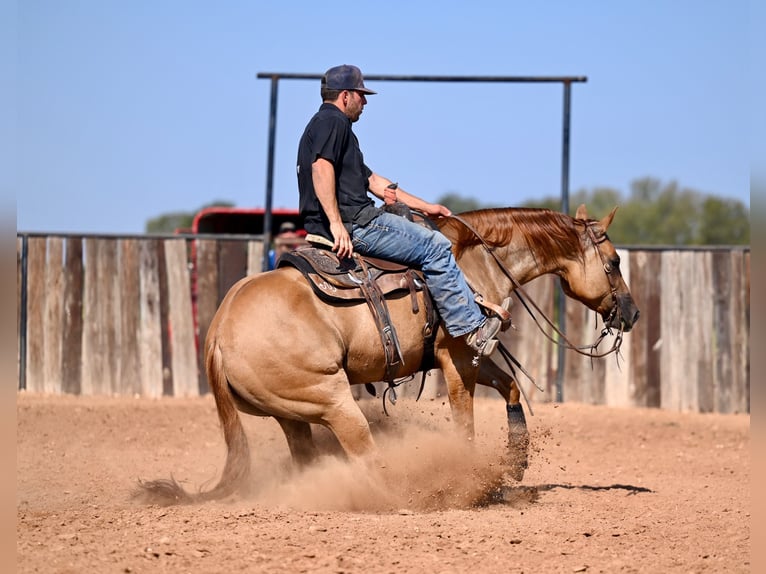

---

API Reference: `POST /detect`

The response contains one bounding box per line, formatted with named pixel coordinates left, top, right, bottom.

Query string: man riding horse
left=136, top=66, right=639, bottom=506
left=296, top=64, right=507, bottom=357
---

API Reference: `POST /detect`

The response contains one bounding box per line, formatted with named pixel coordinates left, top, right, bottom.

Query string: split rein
left=448, top=214, right=625, bottom=362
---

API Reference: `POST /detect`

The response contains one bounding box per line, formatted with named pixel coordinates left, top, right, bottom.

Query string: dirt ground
left=17, top=391, right=749, bottom=574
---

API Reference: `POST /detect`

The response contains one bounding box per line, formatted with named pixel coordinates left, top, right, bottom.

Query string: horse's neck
left=506, top=231, right=567, bottom=283
left=451, top=210, right=578, bottom=301
left=458, top=237, right=559, bottom=303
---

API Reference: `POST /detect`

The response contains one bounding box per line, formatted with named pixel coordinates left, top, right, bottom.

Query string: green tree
left=145, top=211, right=195, bottom=234
left=435, top=192, right=489, bottom=213
left=145, top=200, right=235, bottom=233
left=522, top=178, right=749, bottom=246
left=696, top=197, right=750, bottom=244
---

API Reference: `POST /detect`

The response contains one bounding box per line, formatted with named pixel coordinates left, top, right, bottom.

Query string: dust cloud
left=242, top=398, right=513, bottom=513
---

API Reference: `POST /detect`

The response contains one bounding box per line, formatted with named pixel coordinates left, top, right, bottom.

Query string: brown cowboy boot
left=465, top=297, right=512, bottom=356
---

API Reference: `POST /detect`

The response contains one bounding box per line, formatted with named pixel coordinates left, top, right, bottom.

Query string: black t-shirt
left=297, top=103, right=379, bottom=238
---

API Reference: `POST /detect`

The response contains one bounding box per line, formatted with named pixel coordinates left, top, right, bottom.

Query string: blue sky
left=8, top=1, right=754, bottom=234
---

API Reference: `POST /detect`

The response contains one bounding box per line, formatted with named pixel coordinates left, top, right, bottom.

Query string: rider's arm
left=368, top=172, right=452, bottom=217
left=312, top=158, right=354, bottom=258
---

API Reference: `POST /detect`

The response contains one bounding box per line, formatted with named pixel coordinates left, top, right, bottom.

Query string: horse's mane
left=437, top=207, right=586, bottom=266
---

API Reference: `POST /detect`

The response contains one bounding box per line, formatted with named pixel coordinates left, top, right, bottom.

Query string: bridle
left=584, top=222, right=622, bottom=332
left=449, top=214, right=625, bottom=361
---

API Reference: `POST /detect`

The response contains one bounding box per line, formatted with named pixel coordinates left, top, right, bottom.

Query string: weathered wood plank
left=661, top=251, right=714, bottom=412
left=25, top=237, right=47, bottom=392
left=740, top=251, right=750, bottom=413
left=157, top=240, right=172, bottom=396
left=218, top=240, right=248, bottom=297
left=726, top=250, right=750, bottom=413
left=693, top=252, right=714, bottom=413
left=712, top=251, right=733, bottom=413
left=629, top=250, right=661, bottom=408
left=604, top=248, right=632, bottom=408
left=659, top=251, right=684, bottom=411
left=247, top=240, right=265, bottom=276
left=62, top=238, right=83, bottom=395
left=579, top=301, right=607, bottom=406
left=101, top=239, right=121, bottom=395
left=501, top=276, right=556, bottom=402
left=563, top=286, right=594, bottom=403
left=119, top=239, right=141, bottom=396
left=17, top=237, right=22, bottom=387
left=81, top=239, right=122, bottom=395
left=138, top=240, right=163, bottom=398
left=195, top=239, right=219, bottom=394
left=163, top=239, right=198, bottom=397
left=673, top=251, right=700, bottom=411
left=42, top=237, right=64, bottom=394
left=81, top=238, right=104, bottom=396
left=735, top=251, right=750, bottom=413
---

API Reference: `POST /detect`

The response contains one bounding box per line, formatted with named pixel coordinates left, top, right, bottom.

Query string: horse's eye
left=604, top=258, right=620, bottom=273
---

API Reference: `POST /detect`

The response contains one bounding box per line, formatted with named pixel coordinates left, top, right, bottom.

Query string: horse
left=137, top=204, right=639, bottom=504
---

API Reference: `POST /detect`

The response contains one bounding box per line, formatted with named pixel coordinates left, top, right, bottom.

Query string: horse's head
left=558, top=205, right=640, bottom=332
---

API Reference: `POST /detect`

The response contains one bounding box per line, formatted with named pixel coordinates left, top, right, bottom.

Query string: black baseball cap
left=323, top=64, right=377, bottom=95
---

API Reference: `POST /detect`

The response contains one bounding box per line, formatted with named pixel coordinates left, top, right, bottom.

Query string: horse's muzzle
left=610, top=295, right=639, bottom=332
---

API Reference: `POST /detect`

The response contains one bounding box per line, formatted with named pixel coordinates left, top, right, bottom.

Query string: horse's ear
left=599, top=206, right=619, bottom=230
left=575, top=204, right=588, bottom=220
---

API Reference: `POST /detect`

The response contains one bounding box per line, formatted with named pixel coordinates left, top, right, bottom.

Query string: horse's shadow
left=480, top=482, right=654, bottom=507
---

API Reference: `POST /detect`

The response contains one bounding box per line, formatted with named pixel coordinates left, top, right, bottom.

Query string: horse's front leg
left=476, top=358, right=529, bottom=481
left=438, top=348, right=480, bottom=439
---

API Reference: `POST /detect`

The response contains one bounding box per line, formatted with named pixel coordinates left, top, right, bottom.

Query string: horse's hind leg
left=320, top=393, right=378, bottom=461
left=275, top=417, right=318, bottom=468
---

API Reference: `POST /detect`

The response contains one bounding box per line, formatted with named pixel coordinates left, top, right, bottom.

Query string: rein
left=448, top=214, right=624, bottom=361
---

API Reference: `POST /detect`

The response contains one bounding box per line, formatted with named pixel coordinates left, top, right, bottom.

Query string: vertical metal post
left=262, top=75, right=279, bottom=271
left=19, top=235, right=28, bottom=390
left=555, top=81, right=573, bottom=403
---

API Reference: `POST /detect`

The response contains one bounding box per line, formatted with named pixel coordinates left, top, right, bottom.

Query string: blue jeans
left=351, top=211, right=485, bottom=337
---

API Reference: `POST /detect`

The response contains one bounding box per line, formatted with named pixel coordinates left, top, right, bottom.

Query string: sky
left=6, top=1, right=756, bottom=234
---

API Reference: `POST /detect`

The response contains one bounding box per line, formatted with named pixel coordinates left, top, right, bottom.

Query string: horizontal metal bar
left=256, top=72, right=587, bottom=84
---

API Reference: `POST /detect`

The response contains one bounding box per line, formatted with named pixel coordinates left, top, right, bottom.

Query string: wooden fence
left=16, top=234, right=749, bottom=413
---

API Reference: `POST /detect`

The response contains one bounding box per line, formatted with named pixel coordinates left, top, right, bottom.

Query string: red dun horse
left=138, top=205, right=639, bottom=504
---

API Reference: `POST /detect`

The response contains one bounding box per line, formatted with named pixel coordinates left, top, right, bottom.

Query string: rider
left=296, top=64, right=504, bottom=356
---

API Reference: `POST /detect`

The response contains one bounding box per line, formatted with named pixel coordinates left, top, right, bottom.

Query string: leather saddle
left=277, top=243, right=438, bottom=388
left=278, top=246, right=425, bottom=305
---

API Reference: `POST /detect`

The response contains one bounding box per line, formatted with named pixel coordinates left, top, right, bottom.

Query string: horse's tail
left=135, top=335, right=251, bottom=505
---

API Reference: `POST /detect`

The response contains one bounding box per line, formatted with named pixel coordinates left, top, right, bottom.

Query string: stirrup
left=465, top=316, right=502, bottom=356
left=499, top=297, right=514, bottom=331
left=474, top=295, right=513, bottom=330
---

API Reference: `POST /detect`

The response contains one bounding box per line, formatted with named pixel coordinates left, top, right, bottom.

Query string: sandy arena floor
left=17, top=392, right=749, bottom=573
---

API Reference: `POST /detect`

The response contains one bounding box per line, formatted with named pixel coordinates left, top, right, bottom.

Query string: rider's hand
left=423, top=203, right=452, bottom=218
left=330, top=221, right=354, bottom=259
left=383, top=186, right=397, bottom=205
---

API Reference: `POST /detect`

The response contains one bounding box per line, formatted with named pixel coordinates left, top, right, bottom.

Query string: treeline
left=439, top=177, right=749, bottom=246
left=145, top=200, right=234, bottom=233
